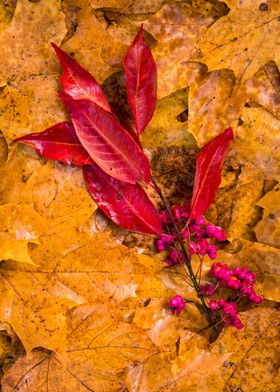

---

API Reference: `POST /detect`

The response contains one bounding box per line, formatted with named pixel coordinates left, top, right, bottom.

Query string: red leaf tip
left=223, top=127, right=234, bottom=139
left=50, top=42, right=60, bottom=53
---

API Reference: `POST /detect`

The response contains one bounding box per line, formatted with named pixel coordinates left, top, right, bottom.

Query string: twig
left=150, top=176, right=217, bottom=336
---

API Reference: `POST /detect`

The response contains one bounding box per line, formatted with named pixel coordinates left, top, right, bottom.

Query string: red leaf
left=60, top=92, right=151, bottom=184
left=51, top=43, right=111, bottom=112
left=190, top=128, right=234, bottom=219
left=83, top=164, right=161, bottom=235
left=14, top=122, right=93, bottom=166
left=123, top=26, right=157, bottom=135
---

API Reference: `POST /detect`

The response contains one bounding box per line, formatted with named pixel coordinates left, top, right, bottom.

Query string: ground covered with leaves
left=0, top=0, right=279, bottom=391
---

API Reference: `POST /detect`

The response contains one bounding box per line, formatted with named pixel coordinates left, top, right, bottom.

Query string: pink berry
left=239, top=267, right=249, bottom=280
left=157, top=240, right=165, bottom=252
left=205, top=224, right=227, bottom=241
left=170, top=249, right=183, bottom=264
left=189, top=242, right=198, bottom=254
left=178, top=301, right=186, bottom=310
left=169, top=295, right=181, bottom=307
left=199, top=248, right=207, bottom=256
left=194, top=216, right=205, bottom=226
left=189, top=224, right=196, bottom=233
left=200, top=284, right=215, bottom=296
left=195, top=229, right=206, bottom=240
left=181, top=229, right=188, bottom=240
left=233, top=266, right=242, bottom=276
left=163, top=235, right=174, bottom=245
left=244, top=272, right=256, bottom=283
left=208, top=250, right=217, bottom=259
left=164, top=259, right=175, bottom=266
left=160, top=211, right=170, bottom=223
left=249, top=292, right=263, bottom=304
left=233, top=316, right=244, bottom=329
left=182, top=201, right=190, bottom=213
left=172, top=205, right=181, bottom=220
left=168, top=295, right=185, bottom=315
left=209, top=300, right=219, bottom=310
left=226, top=277, right=241, bottom=290
left=240, top=284, right=253, bottom=295
left=218, top=298, right=227, bottom=307
left=253, top=295, right=262, bottom=304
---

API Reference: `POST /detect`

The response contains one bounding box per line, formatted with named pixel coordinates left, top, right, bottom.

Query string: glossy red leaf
left=190, top=128, right=234, bottom=219
left=14, top=122, right=93, bottom=166
left=51, top=43, right=111, bottom=112
left=123, top=25, right=157, bottom=135
left=83, top=164, right=161, bottom=235
left=60, top=92, right=151, bottom=184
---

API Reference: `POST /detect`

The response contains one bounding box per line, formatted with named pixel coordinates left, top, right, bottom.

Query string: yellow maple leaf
left=195, top=2, right=280, bottom=81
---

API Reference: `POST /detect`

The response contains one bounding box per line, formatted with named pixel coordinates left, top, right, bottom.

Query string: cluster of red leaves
left=15, top=26, right=234, bottom=237
left=16, top=27, right=161, bottom=235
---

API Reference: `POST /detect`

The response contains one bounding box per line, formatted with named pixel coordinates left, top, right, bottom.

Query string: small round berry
left=157, top=240, right=165, bottom=252
left=209, top=300, right=219, bottom=310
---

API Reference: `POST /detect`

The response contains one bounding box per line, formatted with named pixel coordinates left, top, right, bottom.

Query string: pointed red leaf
left=83, top=164, right=161, bottom=235
left=190, top=128, right=234, bottom=219
left=60, top=92, right=151, bottom=184
left=14, top=122, right=93, bottom=166
left=51, top=43, right=111, bottom=112
left=123, top=26, right=157, bottom=135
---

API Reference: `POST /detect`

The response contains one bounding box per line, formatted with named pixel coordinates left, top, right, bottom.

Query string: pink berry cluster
left=199, top=263, right=263, bottom=329
left=157, top=203, right=190, bottom=266
left=209, top=263, right=262, bottom=303
left=159, top=204, right=262, bottom=328
left=157, top=203, right=226, bottom=266
left=188, top=219, right=227, bottom=259
left=168, top=295, right=186, bottom=315
left=209, top=299, right=244, bottom=329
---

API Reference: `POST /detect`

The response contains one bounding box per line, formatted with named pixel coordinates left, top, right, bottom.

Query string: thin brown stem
left=198, top=316, right=223, bottom=333
left=151, top=176, right=217, bottom=334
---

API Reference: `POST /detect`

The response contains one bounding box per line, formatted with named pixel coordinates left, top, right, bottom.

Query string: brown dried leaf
left=0, top=0, right=66, bottom=82
left=22, top=161, right=96, bottom=233
left=148, top=146, right=197, bottom=203
left=0, top=269, right=85, bottom=353
left=213, top=307, right=280, bottom=391
left=62, top=0, right=127, bottom=82
left=2, top=304, right=158, bottom=391
left=228, top=107, right=280, bottom=182
left=233, top=239, right=280, bottom=276
left=0, top=204, right=47, bottom=265
left=133, top=298, right=208, bottom=352
left=142, top=89, right=197, bottom=149
left=223, top=0, right=280, bottom=11
left=125, top=348, right=228, bottom=391
left=1, top=349, right=93, bottom=392
left=144, top=0, right=228, bottom=97
left=0, top=240, right=36, bottom=266
left=195, top=4, right=280, bottom=81
left=0, top=148, right=44, bottom=206
left=207, top=180, right=264, bottom=241
left=0, top=77, right=66, bottom=145
left=124, top=307, right=280, bottom=391
left=188, top=68, right=239, bottom=146
left=90, top=0, right=165, bottom=14
left=0, top=322, right=24, bottom=374
left=0, top=0, right=16, bottom=35
left=255, top=183, right=280, bottom=248
left=29, top=233, right=163, bottom=304
left=244, top=61, right=280, bottom=119
left=257, top=273, right=280, bottom=302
